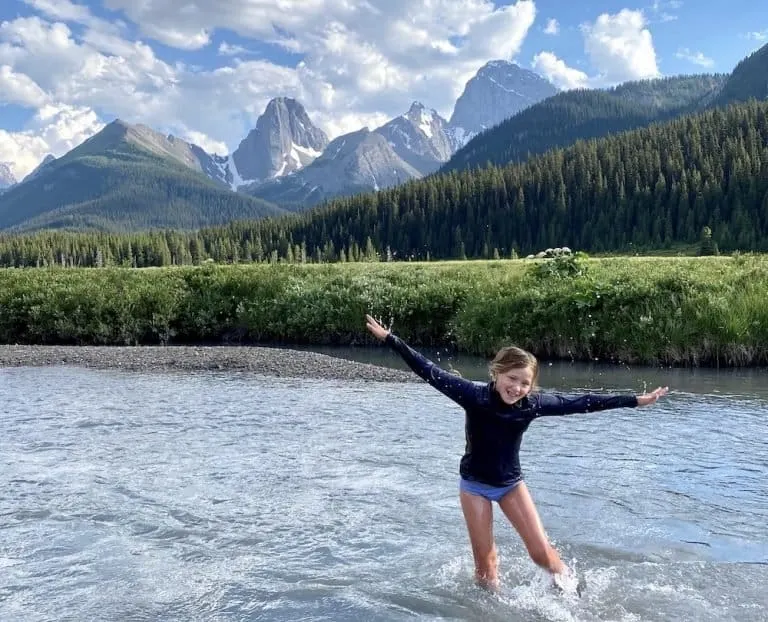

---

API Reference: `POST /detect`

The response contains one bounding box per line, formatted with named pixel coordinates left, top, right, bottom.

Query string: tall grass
left=1, top=256, right=766, bottom=366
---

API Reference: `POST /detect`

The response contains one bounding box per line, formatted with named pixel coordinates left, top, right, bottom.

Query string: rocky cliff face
left=374, top=102, right=456, bottom=175
left=448, top=60, right=559, bottom=141
left=247, top=128, right=422, bottom=207
left=229, top=97, right=328, bottom=185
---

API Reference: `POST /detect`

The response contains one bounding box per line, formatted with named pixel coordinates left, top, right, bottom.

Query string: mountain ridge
left=5, top=40, right=766, bottom=233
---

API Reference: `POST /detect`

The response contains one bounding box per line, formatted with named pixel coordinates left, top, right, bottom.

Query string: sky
left=0, top=0, right=766, bottom=179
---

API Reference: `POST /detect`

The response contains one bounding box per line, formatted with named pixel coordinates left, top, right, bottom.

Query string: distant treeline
left=1, top=101, right=768, bottom=268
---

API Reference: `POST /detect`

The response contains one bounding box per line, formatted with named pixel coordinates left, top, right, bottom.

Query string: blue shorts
left=460, top=477, right=523, bottom=502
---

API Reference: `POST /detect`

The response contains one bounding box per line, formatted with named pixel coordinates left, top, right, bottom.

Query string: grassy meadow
left=1, top=254, right=767, bottom=366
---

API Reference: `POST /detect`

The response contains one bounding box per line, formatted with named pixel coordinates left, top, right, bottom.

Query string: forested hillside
left=0, top=129, right=283, bottom=233
left=440, top=75, right=726, bottom=173
left=2, top=100, right=767, bottom=267
left=442, top=42, right=768, bottom=175
left=712, top=43, right=768, bottom=106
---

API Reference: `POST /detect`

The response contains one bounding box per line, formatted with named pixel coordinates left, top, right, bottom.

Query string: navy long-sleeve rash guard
left=386, top=333, right=638, bottom=486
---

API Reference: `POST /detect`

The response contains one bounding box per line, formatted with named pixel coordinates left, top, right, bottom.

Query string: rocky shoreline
left=0, top=345, right=415, bottom=382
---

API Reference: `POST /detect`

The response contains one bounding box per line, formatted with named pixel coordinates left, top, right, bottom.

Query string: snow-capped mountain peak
left=229, top=97, right=328, bottom=186
left=404, top=101, right=439, bottom=139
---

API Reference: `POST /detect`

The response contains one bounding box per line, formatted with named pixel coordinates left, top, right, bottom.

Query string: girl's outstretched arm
left=365, top=314, right=483, bottom=408
left=533, top=386, right=669, bottom=417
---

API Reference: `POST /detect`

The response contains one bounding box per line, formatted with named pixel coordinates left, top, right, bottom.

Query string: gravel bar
left=0, top=345, right=415, bottom=382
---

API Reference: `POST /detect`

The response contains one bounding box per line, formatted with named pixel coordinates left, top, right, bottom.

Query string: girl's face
left=494, top=365, right=535, bottom=405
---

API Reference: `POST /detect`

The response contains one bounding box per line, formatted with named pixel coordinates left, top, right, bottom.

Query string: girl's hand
left=637, top=386, right=669, bottom=406
left=365, top=314, right=390, bottom=341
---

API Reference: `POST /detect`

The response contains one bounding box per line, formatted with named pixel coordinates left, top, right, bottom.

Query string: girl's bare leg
left=459, top=490, right=499, bottom=590
left=497, top=482, right=567, bottom=575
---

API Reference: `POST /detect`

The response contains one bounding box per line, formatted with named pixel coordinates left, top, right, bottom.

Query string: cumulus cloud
left=98, top=0, right=537, bottom=120
left=1, top=0, right=539, bottom=173
left=0, top=103, right=103, bottom=179
left=22, top=0, right=93, bottom=25
left=531, top=9, right=660, bottom=92
left=183, top=130, right=227, bottom=155
left=543, top=18, right=559, bottom=35
left=581, top=9, right=659, bottom=83
left=675, top=47, right=714, bottom=68
left=0, top=65, right=50, bottom=107
left=532, top=52, right=588, bottom=90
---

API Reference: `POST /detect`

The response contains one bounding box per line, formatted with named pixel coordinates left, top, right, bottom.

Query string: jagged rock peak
left=230, top=97, right=329, bottom=183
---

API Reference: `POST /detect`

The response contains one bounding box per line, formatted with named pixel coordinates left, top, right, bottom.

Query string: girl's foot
left=552, top=569, right=586, bottom=597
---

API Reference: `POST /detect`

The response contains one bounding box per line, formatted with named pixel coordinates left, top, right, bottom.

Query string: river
left=1, top=350, right=766, bottom=621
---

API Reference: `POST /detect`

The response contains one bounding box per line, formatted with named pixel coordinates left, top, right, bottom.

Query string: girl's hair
left=489, top=346, right=539, bottom=383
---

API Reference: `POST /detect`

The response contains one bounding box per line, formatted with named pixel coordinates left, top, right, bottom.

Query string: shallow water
left=1, top=362, right=767, bottom=621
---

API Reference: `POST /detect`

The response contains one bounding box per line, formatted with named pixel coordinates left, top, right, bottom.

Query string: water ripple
left=1, top=366, right=767, bottom=621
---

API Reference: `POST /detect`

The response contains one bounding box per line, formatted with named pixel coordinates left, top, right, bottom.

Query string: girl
left=365, top=314, right=668, bottom=593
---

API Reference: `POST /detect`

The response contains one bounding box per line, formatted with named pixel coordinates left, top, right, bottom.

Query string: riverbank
left=2, top=256, right=768, bottom=366
left=0, top=345, right=414, bottom=382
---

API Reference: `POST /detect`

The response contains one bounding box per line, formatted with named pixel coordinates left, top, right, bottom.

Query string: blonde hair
left=489, top=346, right=539, bottom=383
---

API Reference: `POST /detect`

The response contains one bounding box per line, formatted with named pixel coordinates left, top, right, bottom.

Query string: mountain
left=441, top=74, right=726, bottom=173
left=0, top=62, right=562, bottom=219
left=0, top=163, right=17, bottom=191
left=448, top=60, right=559, bottom=142
left=373, top=102, right=457, bottom=175
left=239, top=65, right=558, bottom=207
left=232, top=99, right=768, bottom=261
left=204, top=98, right=329, bottom=190
left=713, top=42, right=768, bottom=106
left=246, top=128, right=421, bottom=207
left=0, top=119, right=283, bottom=232
left=242, top=62, right=559, bottom=208
left=7, top=100, right=768, bottom=267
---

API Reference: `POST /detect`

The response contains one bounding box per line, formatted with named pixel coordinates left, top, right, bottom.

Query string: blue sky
left=0, top=0, right=766, bottom=179
left=518, top=0, right=765, bottom=76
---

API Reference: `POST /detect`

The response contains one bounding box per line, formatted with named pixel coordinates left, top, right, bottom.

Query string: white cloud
left=218, top=42, right=253, bottom=57
left=0, top=103, right=103, bottom=179
left=0, top=64, right=49, bottom=107
left=531, top=9, right=661, bottom=91
left=532, top=52, right=588, bottom=90
left=675, top=47, right=714, bottom=68
left=581, top=9, right=659, bottom=84
left=0, top=0, right=539, bottom=175
left=22, top=0, right=126, bottom=37
left=97, top=0, right=537, bottom=119
left=183, top=130, right=227, bottom=155
left=543, top=18, right=559, bottom=35
left=22, top=0, right=92, bottom=25
left=648, top=0, right=681, bottom=22
left=318, top=111, right=393, bottom=140
left=745, top=30, right=768, bottom=42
